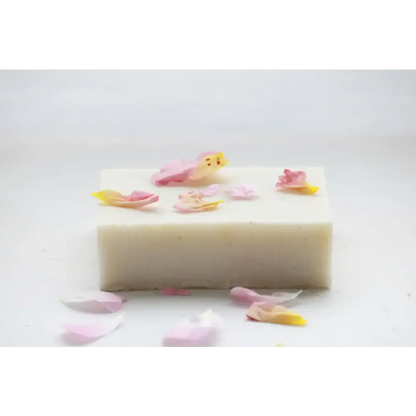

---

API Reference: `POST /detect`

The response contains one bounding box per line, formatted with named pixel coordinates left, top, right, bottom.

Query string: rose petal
left=163, top=309, right=220, bottom=347
left=228, top=185, right=256, bottom=199
left=247, top=302, right=306, bottom=326
left=152, top=160, right=198, bottom=186
left=127, top=191, right=154, bottom=201
left=161, top=288, right=190, bottom=296
left=198, top=184, right=219, bottom=197
left=230, top=287, right=301, bottom=305
left=275, top=169, right=319, bottom=194
left=189, top=152, right=228, bottom=180
left=173, top=192, right=223, bottom=213
left=152, top=151, right=228, bottom=186
left=276, top=169, right=307, bottom=188
left=61, top=291, right=124, bottom=313
left=62, top=314, right=123, bottom=344
left=92, top=190, right=159, bottom=208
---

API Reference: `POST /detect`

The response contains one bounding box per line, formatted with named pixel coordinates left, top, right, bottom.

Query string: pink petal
left=152, top=151, right=224, bottom=186
left=61, top=291, right=124, bottom=313
left=163, top=309, right=220, bottom=347
left=230, top=287, right=301, bottom=305
left=173, top=203, right=207, bottom=213
left=117, top=194, right=159, bottom=208
left=152, top=160, right=197, bottom=186
left=62, top=314, right=123, bottom=344
left=276, top=169, right=307, bottom=188
left=176, top=289, right=191, bottom=296
left=126, top=191, right=154, bottom=201
left=199, top=184, right=219, bottom=197
left=228, top=185, right=256, bottom=199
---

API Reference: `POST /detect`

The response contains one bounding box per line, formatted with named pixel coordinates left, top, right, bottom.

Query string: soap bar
left=97, top=168, right=332, bottom=290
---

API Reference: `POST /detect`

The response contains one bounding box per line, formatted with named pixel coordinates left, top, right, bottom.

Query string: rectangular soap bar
left=97, top=168, right=332, bottom=290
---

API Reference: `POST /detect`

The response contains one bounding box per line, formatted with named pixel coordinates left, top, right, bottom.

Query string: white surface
left=1, top=71, right=416, bottom=346
left=98, top=167, right=331, bottom=290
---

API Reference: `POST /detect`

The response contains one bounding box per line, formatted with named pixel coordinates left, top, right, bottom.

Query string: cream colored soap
left=97, top=168, right=332, bottom=290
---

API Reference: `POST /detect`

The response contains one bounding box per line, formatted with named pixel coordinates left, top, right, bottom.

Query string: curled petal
left=174, top=192, right=223, bottom=213
left=276, top=169, right=307, bottom=188
left=92, top=190, right=159, bottom=208
left=61, top=291, right=125, bottom=313
left=189, top=152, right=229, bottom=180
left=228, top=185, right=256, bottom=199
left=247, top=302, right=306, bottom=326
left=230, top=287, right=301, bottom=305
left=275, top=169, right=319, bottom=194
left=164, top=309, right=221, bottom=347
left=152, top=152, right=228, bottom=186
left=298, top=184, right=319, bottom=195
left=198, top=184, right=220, bottom=197
left=162, top=287, right=190, bottom=296
left=62, top=314, right=123, bottom=344
left=152, top=160, right=197, bottom=186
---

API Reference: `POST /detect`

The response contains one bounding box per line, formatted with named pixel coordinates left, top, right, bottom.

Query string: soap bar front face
left=97, top=168, right=332, bottom=290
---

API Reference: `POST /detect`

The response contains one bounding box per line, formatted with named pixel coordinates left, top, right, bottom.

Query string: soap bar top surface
left=98, top=167, right=331, bottom=225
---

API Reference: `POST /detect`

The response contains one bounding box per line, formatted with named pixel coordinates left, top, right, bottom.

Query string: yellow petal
left=299, top=183, right=319, bottom=194
left=247, top=303, right=307, bottom=326
left=273, top=310, right=307, bottom=326
left=91, top=190, right=124, bottom=204
left=201, top=200, right=224, bottom=210
left=189, top=152, right=228, bottom=180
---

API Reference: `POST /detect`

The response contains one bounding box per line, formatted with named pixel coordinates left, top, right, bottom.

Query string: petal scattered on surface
left=62, top=314, right=123, bottom=344
left=299, top=184, right=319, bottom=195
left=246, top=302, right=306, bottom=326
left=189, top=152, right=229, bottom=180
left=61, top=291, right=125, bottom=313
left=230, top=287, right=301, bottom=305
left=276, top=169, right=307, bottom=188
left=152, top=160, right=197, bottom=186
left=173, top=192, right=223, bottom=213
left=198, top=184, right=220, bottom=197
left=228, top=185, right=256, bottom=199
left=162, top=287, right=190, bottom=296
left=163, top=309, right=221, bottom=347
left=92, top=190, right=159, bottom=208
left=152, top=152, right=228, bottom=186
left=275, top=169, right=319, bottom=194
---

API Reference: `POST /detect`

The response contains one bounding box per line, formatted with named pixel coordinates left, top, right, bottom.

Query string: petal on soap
left=199, top=184, right=220, bottom=197
left=127, top=191, right=154, bottom=201
left=298, top=184, right=319, bottom=195
left=92, top=190, right=159, bottom=208
left=163, top=309, right=221, bottom=347
left=173, top=192, right=223, bottom=213
left=228, top=185, right=256, bottom=199
left=247, top=302, right=306, bottom=326
left=162, top=288, right=190, bottom=296
left=275, top=169, right=307, bottom=188
left=152, top=151, right=228, bottom=186
left=61, top=291, right=124, bottom=313
left=275, top=169, right=318, bottom=194
left=62, top=314, right=123, bottom=344
left=152, top=159, right=198, bottom=186
left=92, top=190, right=124, bottom=204
left=230, top=287, right=301, bottom=305
left=188, top=152, right=229, bottom=180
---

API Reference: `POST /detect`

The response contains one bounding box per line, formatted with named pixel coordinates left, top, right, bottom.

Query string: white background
left=1, top=70, right=415, bottom=346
